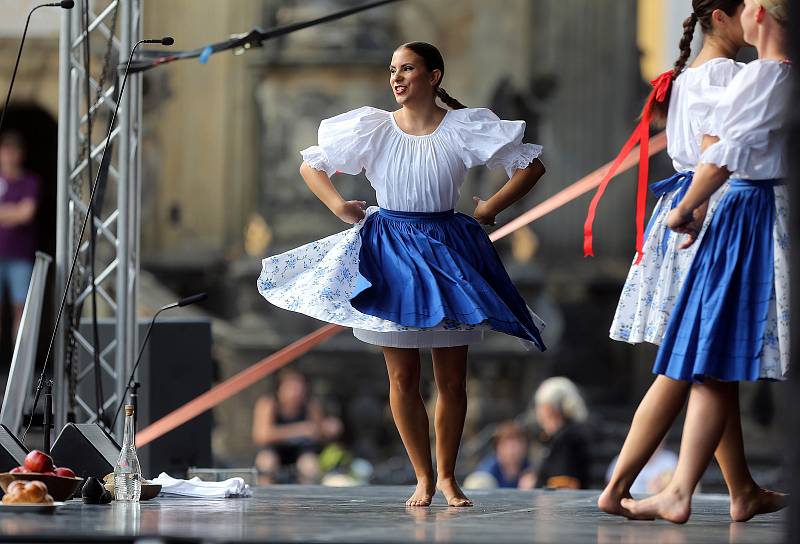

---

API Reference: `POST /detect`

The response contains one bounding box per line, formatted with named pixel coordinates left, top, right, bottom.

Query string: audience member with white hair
left=529, top=377, right=591, bottom=489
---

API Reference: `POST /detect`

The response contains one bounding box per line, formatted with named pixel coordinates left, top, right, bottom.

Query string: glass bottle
left=114, top=404, right=142, bottom=501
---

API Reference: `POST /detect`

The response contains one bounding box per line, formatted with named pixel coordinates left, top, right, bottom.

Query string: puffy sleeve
left=686, top=59, right=742, bottom=139
left=300, top=106, right=390, bottom=177
left=449, top=108, right=543, bottom=178
left=701, top=62, right=789, bottom=172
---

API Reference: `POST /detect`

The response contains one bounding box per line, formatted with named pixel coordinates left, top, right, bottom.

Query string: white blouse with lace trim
left=701, top=60, right=791, bottom=179
left=300, top=106, right=542, bottom=213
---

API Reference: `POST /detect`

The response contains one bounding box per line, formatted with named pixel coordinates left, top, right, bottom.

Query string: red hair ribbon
left=583, top=69, right=674, bottom=264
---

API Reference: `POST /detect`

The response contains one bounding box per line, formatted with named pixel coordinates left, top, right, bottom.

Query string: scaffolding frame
left=54, top=0, right=141, bottom=439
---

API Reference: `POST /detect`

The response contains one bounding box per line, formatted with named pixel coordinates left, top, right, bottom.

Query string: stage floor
left=0, top=486, right=787, bottom=543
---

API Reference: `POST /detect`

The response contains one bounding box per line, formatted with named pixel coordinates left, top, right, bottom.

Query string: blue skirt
left=350, top=208, right=546, bottom=351
left=653, top=179, right=779, bottom=382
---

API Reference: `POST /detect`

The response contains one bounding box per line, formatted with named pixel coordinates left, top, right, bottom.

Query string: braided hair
left=651, top=0, right=743, bottom=124
left=398, top=42, right=467, bottom=110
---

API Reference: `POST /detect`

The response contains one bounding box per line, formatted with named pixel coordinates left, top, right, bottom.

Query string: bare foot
left=621, top=487, right=691, bottom=524
left=597, top=486, right=641, bottom=518
left=437, top=477, right=473, bottom=507
left=730, top=487, right=788, bottom=522
left=406, top=480, right=435, bottom=507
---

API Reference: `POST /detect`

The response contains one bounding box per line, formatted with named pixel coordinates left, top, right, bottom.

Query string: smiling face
left=389, top=47, right=441, bottom=106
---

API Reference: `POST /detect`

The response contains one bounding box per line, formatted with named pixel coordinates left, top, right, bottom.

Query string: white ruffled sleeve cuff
left=696, top=116, right=717, bottom=139
left=700, top=139, right=750, bottom=173
left=300, top=145, right=337, bottom=178
left=487, top=143, right=543, bottom=179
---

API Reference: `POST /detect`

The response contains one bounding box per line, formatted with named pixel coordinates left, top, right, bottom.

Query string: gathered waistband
left=650, top=170, right=694, bottom=198
left=378, top=208, right=456, bottom=222
left=728, top=178, right=785, bottom=188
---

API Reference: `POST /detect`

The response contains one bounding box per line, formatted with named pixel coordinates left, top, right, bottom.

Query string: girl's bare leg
left=622, top=380, right=735, bottom=524
left=384, top=347, right=435, bottom=506
left=598, top=375, right=690, bottom=517
left=431, top=345, right=472, bottom=507
left=712, top=383, right=788, bottom=521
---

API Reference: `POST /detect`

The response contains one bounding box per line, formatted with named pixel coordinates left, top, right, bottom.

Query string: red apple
left=9, top=466, right=25, bottom=473
left=23, top=450, right=54, bottom=474
left=54, top=467, right=76, bottom=478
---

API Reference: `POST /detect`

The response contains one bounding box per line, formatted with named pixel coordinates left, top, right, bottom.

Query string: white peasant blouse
left=666, top=58, right=743, bottom=173
left=300, top=106, right=543, bottom=213
left=701, top=59, right=792, bottom=179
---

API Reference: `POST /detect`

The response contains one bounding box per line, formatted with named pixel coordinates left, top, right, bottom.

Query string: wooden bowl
left=0, top=472, right=84, bottom=502
left=140, top=483, right=162, bottom=501
left=103, top=475, right=161, bottom=501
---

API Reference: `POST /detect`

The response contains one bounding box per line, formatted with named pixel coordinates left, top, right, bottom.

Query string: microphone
left=110, top=292, right=207, bottom=428
left=178, top=292, right=208, bottom=307
left=23, top=36, right=175, bottom=444
left=141, top=37, right=174, bottom=46
left=0, top=1, right=75, bottom=135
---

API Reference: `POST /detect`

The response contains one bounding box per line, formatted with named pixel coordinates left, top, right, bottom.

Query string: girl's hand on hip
left=335, top=200, right=367, bottom=224
left=472, top=196, right=497, bottom=226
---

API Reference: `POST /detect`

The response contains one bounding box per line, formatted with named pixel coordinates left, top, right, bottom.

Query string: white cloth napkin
left=151, top=472, right=252, bottom=498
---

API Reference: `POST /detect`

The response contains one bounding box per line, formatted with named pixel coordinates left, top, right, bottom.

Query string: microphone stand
left=22, top=37, right=174, bottom=445
left=43, top=380, right=53, bottom=455
left=0, top=1, right=74, bottom=135
left=110, top=292, right=207, bottom=429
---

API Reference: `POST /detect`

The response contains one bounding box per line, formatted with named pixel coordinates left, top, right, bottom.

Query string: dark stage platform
left=0, top=486, right=787, bottom=543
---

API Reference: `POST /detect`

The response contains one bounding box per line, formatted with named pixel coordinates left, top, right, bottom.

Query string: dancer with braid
left=600, top=0, right=749, bottom=518
left=258, top=42, right=546, bottom=507
left=604, top=0, right=790, bottom=523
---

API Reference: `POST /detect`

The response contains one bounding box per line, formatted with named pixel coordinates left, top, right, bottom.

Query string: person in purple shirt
left=0, top=131, right=40, bottom=341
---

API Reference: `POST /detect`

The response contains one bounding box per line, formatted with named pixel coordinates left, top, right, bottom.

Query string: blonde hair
left=533, top=377, right=588, bottom=423
left=753, top=0, right=788, bottom=25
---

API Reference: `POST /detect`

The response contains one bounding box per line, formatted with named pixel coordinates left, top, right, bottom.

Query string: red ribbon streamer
left=584, top=70, right=674, bottom=264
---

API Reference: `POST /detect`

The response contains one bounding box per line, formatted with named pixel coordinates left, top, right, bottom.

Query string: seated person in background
left=526, top=377, right=591, bottom=490
left=252, top=369, right=342, bottom=484
left=606, top=440, right=678, bottom=495
left=471, top=421, right=533, bottom=489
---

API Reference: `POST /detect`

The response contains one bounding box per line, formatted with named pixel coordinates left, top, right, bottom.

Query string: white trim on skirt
left=352, top=328, right=485, bottom=348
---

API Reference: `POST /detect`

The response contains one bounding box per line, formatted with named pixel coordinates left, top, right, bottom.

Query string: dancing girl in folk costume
left=601, top=0, right=790, bottom=523
left=258, top=42, right=546, bottom=507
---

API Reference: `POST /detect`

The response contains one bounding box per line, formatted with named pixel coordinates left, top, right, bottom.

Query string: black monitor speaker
left=0, top=423, right=28, bottom=471
left=51, top=423, right=120, bottom=478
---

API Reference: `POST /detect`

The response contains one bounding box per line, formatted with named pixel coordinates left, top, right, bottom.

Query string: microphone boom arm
left=23, top=38, right=172, bottom=443
left=0, top=3, right=63, bottom=134
left=109, top=291, right=206, bottom=428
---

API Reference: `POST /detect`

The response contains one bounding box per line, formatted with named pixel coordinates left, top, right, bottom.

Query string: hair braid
left=652, top=12, right=698, bottom=125
left=436, top=87, right=467, bottom=110
left=650, top=0, right=743, bottom=126
left=674, top=13, right=699, bottom=76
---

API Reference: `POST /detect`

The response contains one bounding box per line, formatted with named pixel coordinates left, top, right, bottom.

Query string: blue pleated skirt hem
left=653, top=179, right=779, bottom=382
left=351, top=208, right=546, bottom=351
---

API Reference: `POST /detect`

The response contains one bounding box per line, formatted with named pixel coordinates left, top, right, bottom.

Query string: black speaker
left=51, top=423, right=120, bottom=478
left=0, top=424, right=28, bottom=471
left=136, top=317, right=213, bottom=477
left=76, top=317, right=213, bottom=478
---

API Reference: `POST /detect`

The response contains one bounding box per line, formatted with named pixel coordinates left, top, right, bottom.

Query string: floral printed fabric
left=610, top=184, right=727, bottom=346
left=611, top=184, right=789, bottom=380
left=257, top=207, right=490, bottom=335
